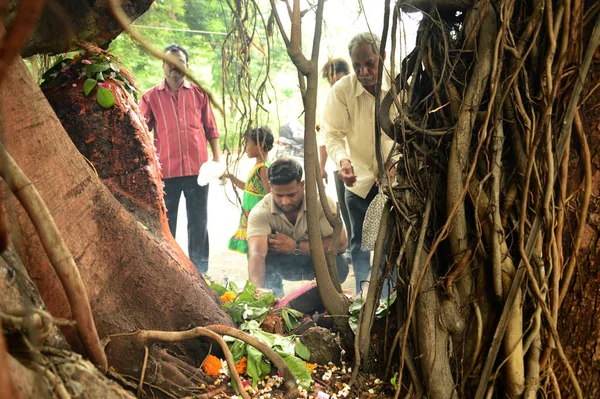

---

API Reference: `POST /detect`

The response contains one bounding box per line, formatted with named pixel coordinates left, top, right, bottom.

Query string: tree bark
left=557, top=54, right=600, bottom=398
left=0, top=58, right=234, bottom=374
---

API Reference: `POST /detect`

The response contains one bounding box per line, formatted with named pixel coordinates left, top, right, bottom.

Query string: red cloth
left=139, top=79, right=220, bottom=179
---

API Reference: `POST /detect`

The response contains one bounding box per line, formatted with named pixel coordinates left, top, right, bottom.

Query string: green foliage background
left=108, top=0, right=304, bottom=149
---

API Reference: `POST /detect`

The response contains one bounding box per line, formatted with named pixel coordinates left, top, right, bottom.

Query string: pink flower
left=81, top=59, right=93, bottom=65
left=98, top=82, right=108, bottom=88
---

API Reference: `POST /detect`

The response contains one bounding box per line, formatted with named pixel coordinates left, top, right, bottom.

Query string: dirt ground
left=173, top=154, right=358, bottom=296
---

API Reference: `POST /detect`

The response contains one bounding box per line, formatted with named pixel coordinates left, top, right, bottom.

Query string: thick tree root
left=206, top=325, right=300, bottom=399
left=0, top=143, right=107, bottom=372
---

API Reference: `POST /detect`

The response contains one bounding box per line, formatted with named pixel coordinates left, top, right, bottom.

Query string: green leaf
left=96, top=86, right=115, bottom=108
left=349, top=295, right=365, bottom=316
left=41, top=74, right=70, bottom=89
left=348, top=314, right=358, bottom=334
left=96, top=72, right=105, bottom=82
left=210, top=282, right=228, bottom=296
left=246, top=346, right=270, bottom=387
left=83, top=79, right=97, bottom=96
left=391, top=372, right=398, bottom=390
left=376, top=290, right=397, bottom=317
left=227, top=339, right=247, bottom=364
left=272, top=334, right=295, bottom=355
left=294, top=339, right=311, bottom=361
left=227, top=280, right=239, bottom=293
left=85, top=62, right=111, bottom=74
left=276, top=351, right=312, bottom=390
left=280, top=308, right=303, bottom=331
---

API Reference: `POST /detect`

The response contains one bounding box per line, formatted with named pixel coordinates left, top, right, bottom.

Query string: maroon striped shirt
left=139, top=79, right=220, bottom=179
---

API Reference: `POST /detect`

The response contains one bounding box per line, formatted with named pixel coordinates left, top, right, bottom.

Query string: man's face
left=350, top=43, right=379, bottom=90
left=271, top=181, right=304, bottom=213
left=163, top=50, right=188, bottom=80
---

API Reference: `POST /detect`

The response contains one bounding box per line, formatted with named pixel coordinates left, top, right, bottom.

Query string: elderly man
left=322, top=32, right=395, bottom=293
left=247, top=158, right=349, bottom=297
left=140, top=44, right=221, bottom=274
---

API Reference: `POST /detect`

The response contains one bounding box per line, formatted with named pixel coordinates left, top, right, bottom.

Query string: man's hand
left=339, top=159, right=357, bottom=187
left=268, top=232, right=296, bottom=254
left=320, top=166, right=329, bottom=184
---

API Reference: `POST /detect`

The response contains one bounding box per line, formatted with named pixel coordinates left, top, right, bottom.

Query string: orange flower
left=235, top=356, right=247, bottom=375
left=220, top=291, right=236, bottom=303
left=304, top=362, right=317, bottom=373
left=202, top=355, right=222, bottom=377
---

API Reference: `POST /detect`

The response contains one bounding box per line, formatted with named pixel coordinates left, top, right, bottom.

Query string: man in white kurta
left=322, top=32, right=395, bottom=293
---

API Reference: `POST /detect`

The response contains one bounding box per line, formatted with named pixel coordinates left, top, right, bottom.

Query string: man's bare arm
left=248, top=236, right=269, bottom=288
left=208, top=137, right=220, bottom=163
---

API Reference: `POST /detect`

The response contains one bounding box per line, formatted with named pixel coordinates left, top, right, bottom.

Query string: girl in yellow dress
left=225, top=126, right=273, bottom=254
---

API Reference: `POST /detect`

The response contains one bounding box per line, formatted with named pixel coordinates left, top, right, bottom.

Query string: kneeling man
left=247, top=158, right=349, bottom=297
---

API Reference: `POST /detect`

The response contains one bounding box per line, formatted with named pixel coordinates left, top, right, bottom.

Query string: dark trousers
left=345, top=184, right=378, bottom=293
left=333, top=170, right=352, bottom=243
left=264, top=252, right=349, bottom=297
left=163, top=176, right=209, bottom=273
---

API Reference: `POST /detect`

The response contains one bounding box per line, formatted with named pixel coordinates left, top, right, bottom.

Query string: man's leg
left=184, top=176, right=210, bottom=274
left=335, top=254, right=350, bottom=285
left=333, top=170, right=352, bottom=242
left=345, top=185, right=378, bottom=294
left=163, top=177, right=183, bottom=237
left=265, top=252, right=314, bottom=297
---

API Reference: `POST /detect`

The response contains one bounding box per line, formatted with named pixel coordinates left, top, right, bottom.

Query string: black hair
left=164, top=44, right=189, bottom=63
left=321, top=58, right=350, bottom=86
left=247, top=126, right=274, bottom=152
left=268, top=158, right=303, bottom=185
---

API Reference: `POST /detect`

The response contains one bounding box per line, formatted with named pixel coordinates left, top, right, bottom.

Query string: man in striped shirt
left=322, top=33, right=395, bottom=294
left=140, top=44, right=221, bottom=274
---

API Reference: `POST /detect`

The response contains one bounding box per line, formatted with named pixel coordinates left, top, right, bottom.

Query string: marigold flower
left=202, top=354, right=222, bottom=377
left=304, top=362, right=318, bottom=373
left=235, top=356, right=247, bottom=374
left=220, top=291, right=236, bottom=303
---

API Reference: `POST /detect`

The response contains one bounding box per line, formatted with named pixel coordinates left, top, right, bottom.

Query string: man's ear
left=301, top=180, right=305, bottom=189
left=382, top=51, right=387, bottom=62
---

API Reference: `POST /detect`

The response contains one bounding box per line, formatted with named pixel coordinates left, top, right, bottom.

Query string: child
left=225, top=126, right=273, bottom=254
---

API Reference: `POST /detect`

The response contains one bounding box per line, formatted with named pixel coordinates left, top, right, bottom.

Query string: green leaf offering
left=96, top=86, right=115, bottom=108
left=276, top=351, right=313, bottom=390
left=246, top=346, right=271, bottom=387
left=280, top=308, right=304, bottom=331
left=294, top=339, right=311, bottom=361
left=83, top=79, right=97, bottom=96
left=85, top=62, right=111, bottom=74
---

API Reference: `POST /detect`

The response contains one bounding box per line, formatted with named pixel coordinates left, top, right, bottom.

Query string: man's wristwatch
left=293, top=241, right=300, bottom=256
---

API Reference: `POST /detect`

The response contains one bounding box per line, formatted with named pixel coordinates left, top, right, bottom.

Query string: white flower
left=243, top=303, right=254, bottom=319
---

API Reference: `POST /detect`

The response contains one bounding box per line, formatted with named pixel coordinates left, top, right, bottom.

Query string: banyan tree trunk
left=0, top=246, right=135, bottom=399
left=557, top=53, right=600, bottom=398
left=0, top=58, right=234, bottom=377
left=42, top=79, right=167, bottom=234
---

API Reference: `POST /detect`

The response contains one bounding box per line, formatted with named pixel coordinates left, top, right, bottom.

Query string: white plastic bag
left=197, top=160, right=226, bottom=186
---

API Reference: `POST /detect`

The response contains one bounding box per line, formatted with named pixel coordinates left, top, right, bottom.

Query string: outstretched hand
left=268, top=232, right=295, bottom=254
left=339, top=159, right=357, bottom=187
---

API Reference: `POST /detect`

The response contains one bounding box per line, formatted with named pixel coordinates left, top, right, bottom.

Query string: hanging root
left=0, top=319, right=15, bottom=399
left=0, top=143, right=106, bottom=372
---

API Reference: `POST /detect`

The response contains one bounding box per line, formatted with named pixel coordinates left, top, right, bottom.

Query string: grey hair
left=348, top=32, right=382, bottom=56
